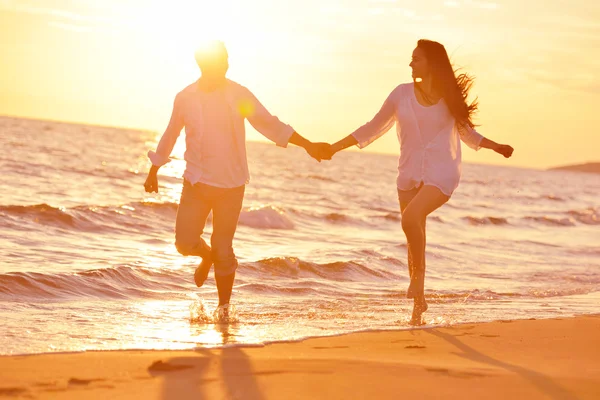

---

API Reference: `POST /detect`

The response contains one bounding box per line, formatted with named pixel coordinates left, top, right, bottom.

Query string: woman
left=328, top=39, right=514, bottom=325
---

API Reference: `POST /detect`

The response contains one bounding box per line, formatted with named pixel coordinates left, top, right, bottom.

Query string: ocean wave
left=377, top=213, right=444, bottom=224
left=244, top=257, right=399, bottom=281
left=543, top=194, right=566, bottom=202
left=325, top=213, right=351, bottom=223
left=523, top=216, right=576, bottom=227
left=2, top=257, right=598, bottom=303
left=238, top=206, right=294, bottom=229
left=526, top=271, right=600, bottom=285
left=0, top=204, right=76, bottom=226
left=382, top=212, right=401, bottom=221
left=0, top=202, right=177, bottom=233
left=4, top=201, right=597, bottom=235
left=0, top=265, right=190, bottom=301
left=307, top=175, right=337, bottom=183
left=566, top=207, right=600, bottom=225
left=403, top=287, right=600, bottom=301
left=0, top=256, right=405, bottom=301
left=234, top=283, right=323, bottom=295
left=0, top=202, right=296, bottom=231
left=516, top=207, right=598, bottom=227
left=464, top=216, right=509, bottom=226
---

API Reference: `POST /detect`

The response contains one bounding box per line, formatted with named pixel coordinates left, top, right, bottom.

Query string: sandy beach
left=1, top=316, right=599, bottom=399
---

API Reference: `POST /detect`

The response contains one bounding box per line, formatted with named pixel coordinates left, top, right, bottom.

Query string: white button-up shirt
left=149, top=79, right=295, bottom=188
left=351, top=82, right=484, bottom=196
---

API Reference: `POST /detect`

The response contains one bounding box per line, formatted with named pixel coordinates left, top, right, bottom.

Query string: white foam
left=237, top=205, right=295, bottom=230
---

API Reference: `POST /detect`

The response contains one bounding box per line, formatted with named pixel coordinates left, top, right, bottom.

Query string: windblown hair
left=416, top=39, right=478, bottom=129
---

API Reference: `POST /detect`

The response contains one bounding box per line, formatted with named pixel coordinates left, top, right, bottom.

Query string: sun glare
left=137, top=1, right=256, bottom=61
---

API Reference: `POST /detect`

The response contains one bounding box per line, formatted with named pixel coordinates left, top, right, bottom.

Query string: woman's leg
left=397, top=185, right=423, bottom=279
left=401, top=185, right=449, bottom=324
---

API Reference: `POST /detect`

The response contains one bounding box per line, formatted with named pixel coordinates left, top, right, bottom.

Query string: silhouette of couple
left=144, top=40, right=513, bottom=325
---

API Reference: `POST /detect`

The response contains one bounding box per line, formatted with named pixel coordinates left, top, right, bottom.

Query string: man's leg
left=175, top=181, right=213, bottom=286
left=210, top=185, right=245, bottom=306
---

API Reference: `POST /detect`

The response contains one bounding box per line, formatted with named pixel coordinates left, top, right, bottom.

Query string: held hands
left=494, top=144, right=514, bottom=158
left=305, top=142, right=336, bottom=162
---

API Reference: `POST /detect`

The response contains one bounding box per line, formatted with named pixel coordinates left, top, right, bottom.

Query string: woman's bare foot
left=194, top=256, right=213, bottom=287
left=409, top=296, right=428, bottom=326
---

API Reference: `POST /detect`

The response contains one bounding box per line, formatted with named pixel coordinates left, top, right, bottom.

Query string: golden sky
left=1, top=0, right=599, bottom=168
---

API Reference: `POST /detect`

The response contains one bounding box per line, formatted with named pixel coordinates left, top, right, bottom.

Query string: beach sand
left=1, top=316, right=599, bottom=399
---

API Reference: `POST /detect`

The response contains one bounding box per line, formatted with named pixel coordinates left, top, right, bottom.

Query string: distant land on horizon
left=549, top=162, right=600, bottom=174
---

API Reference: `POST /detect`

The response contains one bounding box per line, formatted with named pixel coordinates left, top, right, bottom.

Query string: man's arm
left=242, top=90, right=328, bottom=161
left=144, top=96, right=184, bottom=193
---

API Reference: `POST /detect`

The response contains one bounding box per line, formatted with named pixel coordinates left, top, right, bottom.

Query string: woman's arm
left=459, top=125, right=514, bottom=159
left=480, top=137, right=514, bottom=158
left=326, top=89, right=399, bottom=158
left=331, top=135, right=359, bottom=154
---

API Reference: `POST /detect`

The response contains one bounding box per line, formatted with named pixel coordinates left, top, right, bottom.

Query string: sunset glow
left=1, top=0, right=599, bottom=168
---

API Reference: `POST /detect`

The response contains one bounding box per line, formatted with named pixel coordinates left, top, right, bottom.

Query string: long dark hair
left=416, top=39, right=478, bottom=129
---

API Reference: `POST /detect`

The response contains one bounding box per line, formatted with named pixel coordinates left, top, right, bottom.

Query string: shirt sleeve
left=148, top=95, right=185, bottom=166
left=351, top=90, right=397, bottom=149
left=240, top=89, right=294, bottom=148
left=458, top=124, right=484, bottom=151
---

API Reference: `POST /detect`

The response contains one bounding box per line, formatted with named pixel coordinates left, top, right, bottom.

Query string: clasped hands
left=304, top=142, right=337, bottom=162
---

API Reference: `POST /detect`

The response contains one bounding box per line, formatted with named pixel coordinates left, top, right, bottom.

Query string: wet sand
left=1, top=316, right=599, bottom=399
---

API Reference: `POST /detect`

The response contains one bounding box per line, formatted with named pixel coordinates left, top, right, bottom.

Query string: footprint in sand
left=425, top=368, right=488, bottom=378
left=68, top=378, right=107, bottom=386
left=148, top=360, right=194, bottom=373
left=0, top=387, right=29, bottom=397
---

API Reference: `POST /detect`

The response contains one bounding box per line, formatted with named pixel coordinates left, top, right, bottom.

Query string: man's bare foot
left=194, top=257, right=213, bottom=287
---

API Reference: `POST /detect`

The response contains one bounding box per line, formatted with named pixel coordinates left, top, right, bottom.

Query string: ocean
left=1, top=115, right=598, bottom=355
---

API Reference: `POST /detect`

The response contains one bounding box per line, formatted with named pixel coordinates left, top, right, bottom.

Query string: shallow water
left=1, top=116, right=598, bottom=355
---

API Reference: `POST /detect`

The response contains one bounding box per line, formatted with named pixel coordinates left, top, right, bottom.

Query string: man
left=144, top=41, right=329, bottom=312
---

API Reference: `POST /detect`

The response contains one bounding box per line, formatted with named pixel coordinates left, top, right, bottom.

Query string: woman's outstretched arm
left=480, top=137, right=514, bottom=158
left=459, top=124, right=514, bottom=159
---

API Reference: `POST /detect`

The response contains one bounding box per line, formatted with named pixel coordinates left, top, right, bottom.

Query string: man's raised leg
left=175, top=180, right=213, bottom=287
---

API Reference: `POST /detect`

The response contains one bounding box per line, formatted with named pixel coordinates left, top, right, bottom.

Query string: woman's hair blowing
left=417, top=39, right=478, bottom=129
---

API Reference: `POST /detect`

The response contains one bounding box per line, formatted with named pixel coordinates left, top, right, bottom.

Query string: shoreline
left=2, top=313, right=597, bottom=358
left=2, top=315, right=599, bottom=399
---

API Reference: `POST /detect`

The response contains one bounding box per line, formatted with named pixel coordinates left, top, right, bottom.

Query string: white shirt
left=410, top=96, right=452, bottom=144
left=148, top=79, right=295, bottom=188
left=351, top=82, right=484, bottom=196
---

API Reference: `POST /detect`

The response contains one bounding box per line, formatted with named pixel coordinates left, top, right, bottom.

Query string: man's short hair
left=195, top=40, right=228, bottom=67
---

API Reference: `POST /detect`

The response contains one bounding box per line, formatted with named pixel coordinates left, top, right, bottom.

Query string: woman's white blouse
left=351, top=82, right=484, bottom=196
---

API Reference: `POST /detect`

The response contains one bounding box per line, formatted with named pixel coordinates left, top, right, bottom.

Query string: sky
left=1, top=0, right=599, bottom=168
